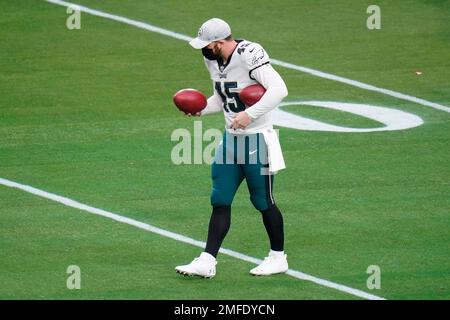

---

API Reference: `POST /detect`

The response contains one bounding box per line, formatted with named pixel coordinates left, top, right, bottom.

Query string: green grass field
left=1, top=0, right=449, bottom=300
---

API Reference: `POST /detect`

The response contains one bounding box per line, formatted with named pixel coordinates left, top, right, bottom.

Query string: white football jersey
left=203, top=40, right=274, bottom=133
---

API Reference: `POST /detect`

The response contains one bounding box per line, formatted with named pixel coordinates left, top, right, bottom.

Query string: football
left=173, top=88, right=207, bottom=114
left=239, top=84, right=266, bottom=107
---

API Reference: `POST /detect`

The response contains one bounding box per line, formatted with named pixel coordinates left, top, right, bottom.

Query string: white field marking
left=44, top=0, right=450, bottom=114
left=273, top=101, right=424, bottom=132
left=0, top=177, right=385, bottom=300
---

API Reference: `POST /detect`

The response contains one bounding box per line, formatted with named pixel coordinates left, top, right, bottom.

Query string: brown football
left=173, top=88, right=207, bottom=114
left=239, top=84, right=266, bottom=107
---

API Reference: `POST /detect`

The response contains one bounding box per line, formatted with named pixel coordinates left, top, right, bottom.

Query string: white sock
left=200, top=252, right=216, bottom=262
left=269, top=250, right=285, bottom=257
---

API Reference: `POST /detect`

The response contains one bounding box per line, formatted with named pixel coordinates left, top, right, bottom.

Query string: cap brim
left=189, top=37, right=211, bottom=49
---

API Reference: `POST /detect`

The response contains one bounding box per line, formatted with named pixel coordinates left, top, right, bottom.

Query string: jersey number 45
left=215, top=81, right=246, bottom=113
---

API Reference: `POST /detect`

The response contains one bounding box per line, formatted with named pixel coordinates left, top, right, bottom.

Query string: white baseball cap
left=189, top=18, right=231, bottom=49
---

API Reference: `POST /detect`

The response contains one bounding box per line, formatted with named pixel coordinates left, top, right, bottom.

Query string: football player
left=175, top=18, right=288, bottom=278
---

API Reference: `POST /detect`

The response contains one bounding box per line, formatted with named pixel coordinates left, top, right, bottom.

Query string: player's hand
left=231, top=111, right=251, bottom=130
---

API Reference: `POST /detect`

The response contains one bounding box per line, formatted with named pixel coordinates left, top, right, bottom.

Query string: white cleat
left=250, top=251, right=288, bottom=276
left=175, top=252, right=217, bottom=278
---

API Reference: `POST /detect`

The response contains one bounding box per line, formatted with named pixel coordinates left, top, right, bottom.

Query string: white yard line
left=0, top=177, right=385, bottom=300
left=45, top=0, right=450, bottom=113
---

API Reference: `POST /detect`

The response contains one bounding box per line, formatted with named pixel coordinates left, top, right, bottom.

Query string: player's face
left=207, top=41, right=223, bottom=57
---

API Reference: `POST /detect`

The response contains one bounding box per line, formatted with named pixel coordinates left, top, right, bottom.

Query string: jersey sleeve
left=242, top=42, right=271, bottom=73
left=244, top=64, right=288, bottom=120
left=200, top=85, right=223, bottom=116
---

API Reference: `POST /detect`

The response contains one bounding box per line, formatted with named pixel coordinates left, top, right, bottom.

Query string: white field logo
left=170, top=102, right=423, bottom=165
left=272, top=101, right=423, bottom=132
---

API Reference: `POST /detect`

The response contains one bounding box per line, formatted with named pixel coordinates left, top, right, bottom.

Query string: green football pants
left=210, top=131, right=275, bottom=211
